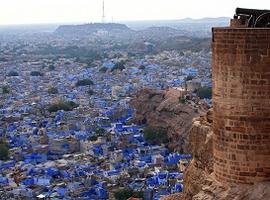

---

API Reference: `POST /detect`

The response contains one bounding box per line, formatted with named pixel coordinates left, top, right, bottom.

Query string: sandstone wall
left=162, top=110, right=270, bottom=200
left=212, top=28, right=270, bottom=184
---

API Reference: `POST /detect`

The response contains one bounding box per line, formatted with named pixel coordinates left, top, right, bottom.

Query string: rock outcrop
left=130, top=88, right=205, bottom=152
left=181, top=110, right=213, bottom=199
left=162, top=109, right=270, bottom=200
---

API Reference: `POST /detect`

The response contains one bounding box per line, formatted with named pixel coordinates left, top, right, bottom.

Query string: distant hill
left=51, top=17, right=230, bottom=39
left=177, top=17, right=230, bottom=24
left=123, top=17, right=230, bottom=30
left=139, top=26, right=181, bottom=35
left=55, top=23, right=133, bottom=36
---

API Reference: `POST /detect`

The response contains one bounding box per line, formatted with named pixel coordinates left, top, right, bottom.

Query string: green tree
left=139, top=65, right=145, bottom=70
left=195, top=87, right=212, bottom=99
left=48, top=101, right=79, bottom=113
left=95, top=128, right=106, bottom=136
left=179, top=97, right=187, bottom=104
left=30, top=71, right=43, bottom=76
left=1, top=86, right=9, bottom=94
left=99, top=67, right=108, bottom=73
left=114, top=188, right=143, bottom=200
left=7, top=71, right=19, bottom=77
left=88, top=89, right=94, bottom=96
left=88, top=135, right=98, bottom=141
left=0, top=142, right=9, bottom=160
left=143, top=126, right=169, bottom=145
left=48, top=87, right=58, bottom=94
left=185, top=75, right=194, bottom=81
left=49, top=65, right=55, bottom=71
left=75, top=79, right=94, bottom=87
left=111, top=61, right=125, bottom=72
left=179, top=51, right=185, bottom=56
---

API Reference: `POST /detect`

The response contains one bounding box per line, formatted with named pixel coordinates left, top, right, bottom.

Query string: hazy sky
left=0, top=0, right=269, bottom=25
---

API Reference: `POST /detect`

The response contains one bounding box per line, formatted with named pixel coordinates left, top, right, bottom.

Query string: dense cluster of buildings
left=0, top=34, right=211, bottom=199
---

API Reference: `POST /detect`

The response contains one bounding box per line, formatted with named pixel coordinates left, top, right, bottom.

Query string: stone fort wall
left=212, top=28, right=270, bottom=184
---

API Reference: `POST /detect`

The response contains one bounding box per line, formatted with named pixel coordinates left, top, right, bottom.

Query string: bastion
left=212, top=18, right=270, bottom=184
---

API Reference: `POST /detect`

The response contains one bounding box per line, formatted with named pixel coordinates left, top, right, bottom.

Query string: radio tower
left=102, top=0, right=105, bottom=23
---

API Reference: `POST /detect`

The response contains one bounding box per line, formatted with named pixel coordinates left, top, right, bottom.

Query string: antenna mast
left=102, top=0, right=105, bottom=23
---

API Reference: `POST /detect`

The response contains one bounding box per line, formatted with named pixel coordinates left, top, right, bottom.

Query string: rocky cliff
left=130, top=88, right=205, bottom=152
left=131, top=88, right=270, bottom=199
left=162, top=110, right=270, bottom=200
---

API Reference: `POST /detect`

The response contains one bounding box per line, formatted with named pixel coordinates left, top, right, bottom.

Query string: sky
left=0, top=0, right=269, bottom=25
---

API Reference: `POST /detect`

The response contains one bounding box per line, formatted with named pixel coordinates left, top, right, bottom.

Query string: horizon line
left=0, top=16, right=230, bottom=27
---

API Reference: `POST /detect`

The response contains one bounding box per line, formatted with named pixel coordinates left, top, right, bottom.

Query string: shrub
left=0, top=141, right=9, bottom=160
left=111, top=61, right=125, bottom=72
left=195, top=87, right=212, bottom=99
left=88, top=89, right=94, bottom=96
left=49, top=65, right=55, bottom=71
left=139, top=65, right=145, bottom=70
left=1, top=86, right=9, bottom=94
left=95, top=128, right=106, bottom=136
left=114, top=188, right=143, bottom=200
left=30, top=71, right=43, bottom=76
left=99, top=67, right=108, bottom=73
left=75, top=79, right=94, bottom=87
left=179, top=51, right=185, bottom=56
left=48, top=101, right=78, bottom=112
left=143, top=126, right=169, bottom=145
left=48, top=87, right=58, bottom=94
left=7, top=71, right=19, bottom=77
left=179, top=97, right=187, bottom=104
left=185, top=75, right=194, bottom=81
left=88, top=135, right=98, bottom=141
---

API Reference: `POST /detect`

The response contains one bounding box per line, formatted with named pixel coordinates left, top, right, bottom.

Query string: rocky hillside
left=55, top=23, right=133, bottom=36
left=162, top=110, right=270, bottom=200
left=130, top=88, right=206, bottom=152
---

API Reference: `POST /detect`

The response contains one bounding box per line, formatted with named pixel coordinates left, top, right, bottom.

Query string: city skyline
left=0, top=0, right=269, bottom=25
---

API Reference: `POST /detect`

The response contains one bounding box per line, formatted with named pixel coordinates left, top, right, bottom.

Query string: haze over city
left=0, top=0, right=269, bottom=25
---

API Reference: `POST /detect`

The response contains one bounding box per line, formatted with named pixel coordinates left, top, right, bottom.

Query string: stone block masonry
left=212, top=27, right=270, bottom=184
